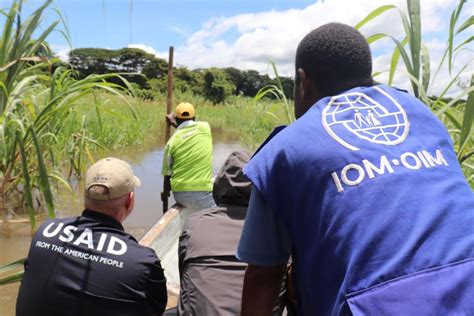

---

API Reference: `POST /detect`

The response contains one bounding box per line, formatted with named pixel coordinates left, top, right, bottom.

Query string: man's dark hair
left=295, top=23, right=374, bottom=96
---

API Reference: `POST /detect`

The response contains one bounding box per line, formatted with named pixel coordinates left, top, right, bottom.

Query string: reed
left=0, top=258, right=24, bottom=285
left=255, top=61, right=295, bottom=124
left=77, top=91, right=287, bottom=150
left=356, top=0, right=473, bottom=182
left=0, top=0, right=134, bottom=229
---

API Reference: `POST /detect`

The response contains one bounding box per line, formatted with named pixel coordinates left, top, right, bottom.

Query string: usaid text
left=41, top=222, right=127, bottom=256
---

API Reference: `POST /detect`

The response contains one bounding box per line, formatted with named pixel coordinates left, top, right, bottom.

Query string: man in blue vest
left=237, top=23, right=474, bottom=316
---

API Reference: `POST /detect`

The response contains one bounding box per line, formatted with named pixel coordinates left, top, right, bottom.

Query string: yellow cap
left=85, top=157, right=141, bottom=200
left=176, top=102, right=195, bottom=119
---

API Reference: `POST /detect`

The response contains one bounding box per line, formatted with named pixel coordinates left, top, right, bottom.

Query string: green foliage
left=69, top=47, right=167, bottom=89
left=171, top=92, right=288, bottom=148
left=356, top=0, right=473, bottom=184
left=225, top=67, right=266, bottom=96
left=255, top=61, right=295, bottom=124
left=0, top=0, right=135, bottom=229
left=224, top=67, right=294, bottom=99
left=0, top=0, right=60, bottom=228
left=141, top=58, right=167, bottom=79
left=147, top=78, right=162, bottom=92
left=129, top=82, right=156, bottom=100
left=53, top=90, right=285, bottom=151
left=68, top=48, right=295, bottom=102
left=202, top=68, right=235, bottom=104
left=0, top=258, right=25, bottom=285
left=57, top=92, right=163, bottom=151
left=146, top=66, right=203, bottom=96
left=174, top=67, right=203, bottom=94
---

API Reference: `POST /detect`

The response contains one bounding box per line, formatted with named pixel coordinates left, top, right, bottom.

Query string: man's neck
left=84, top=207, right=123, bottom=223
left=82, top=209, right=124, bottom=230
left=177, top=120, right=196, bottom=130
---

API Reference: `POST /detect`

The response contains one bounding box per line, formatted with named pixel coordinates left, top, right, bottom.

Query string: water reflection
left=0, top=128, right=244, bottom=315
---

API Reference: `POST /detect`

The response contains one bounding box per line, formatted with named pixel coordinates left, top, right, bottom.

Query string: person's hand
left=165, top=113, right=177, bottom=128
left=160, top=191, right=170, bottom=202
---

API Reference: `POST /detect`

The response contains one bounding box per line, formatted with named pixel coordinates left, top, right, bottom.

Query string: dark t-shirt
left=178, top=206, right=286, bottom=316
left=178, top=206, right=247, bottom=315
left=16, top=210, right=167, bottom=316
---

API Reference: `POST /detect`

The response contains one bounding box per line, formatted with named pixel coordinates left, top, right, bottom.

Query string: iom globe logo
left=322, top=86, right=409, bottom=151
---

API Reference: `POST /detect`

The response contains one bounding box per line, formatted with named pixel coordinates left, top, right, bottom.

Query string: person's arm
left=237, top=187, right=292, bottom=315
left=165, top=113, right=178, bottom=128
left=161, top=142, right=173, bottom=202
left=242, top=264, right=287, bottom=316
left=145, top=259, right=168, bottom=316
left=161, top=176, right=171, bottom=202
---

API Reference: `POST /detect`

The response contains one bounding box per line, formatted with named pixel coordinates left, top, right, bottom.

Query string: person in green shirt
left=161, top=102, right=215, bottom=209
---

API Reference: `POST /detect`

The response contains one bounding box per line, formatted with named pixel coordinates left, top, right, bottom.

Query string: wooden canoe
left=139, top=205, right=191, bottom=309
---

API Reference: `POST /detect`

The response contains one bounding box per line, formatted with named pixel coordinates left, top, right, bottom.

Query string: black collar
left=82, top=209, right=124, bottom=231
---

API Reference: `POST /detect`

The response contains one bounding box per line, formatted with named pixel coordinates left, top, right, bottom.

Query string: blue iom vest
left=244, top=85, right=474, bottom=316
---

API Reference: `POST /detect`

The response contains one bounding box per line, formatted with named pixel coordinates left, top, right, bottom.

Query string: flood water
left=0, top=129, right=243, bottom=315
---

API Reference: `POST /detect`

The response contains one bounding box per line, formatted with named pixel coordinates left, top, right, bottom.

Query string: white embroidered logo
left=322, top=86, right=409, bottom=151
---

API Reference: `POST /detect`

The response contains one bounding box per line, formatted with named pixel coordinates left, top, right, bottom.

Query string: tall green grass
left=356, top=0, right=473, bottom=182
left=68, top=91, right=287, bottom=152
left=0, top=0, right=133, bottom=229
left=0, top=258, right=24, bottom=285
left=255, top=61, right=295, bottom=124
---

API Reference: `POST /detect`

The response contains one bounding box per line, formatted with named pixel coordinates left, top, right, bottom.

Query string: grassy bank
left=57, top=91, right=289, bottom=155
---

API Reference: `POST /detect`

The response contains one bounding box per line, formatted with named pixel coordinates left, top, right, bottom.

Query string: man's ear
left=297, top=68, right=307, bottom=100
left=298, top=68, right=318, bottom=103
left=301, top=69, right=323, bottom=105
left=126, top=192, right=134, bottom=210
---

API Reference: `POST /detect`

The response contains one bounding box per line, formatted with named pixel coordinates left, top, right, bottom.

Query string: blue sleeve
left=237, top=187, right=291, bottom=266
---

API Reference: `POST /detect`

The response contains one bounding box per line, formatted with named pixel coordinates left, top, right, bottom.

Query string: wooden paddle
left=162, top=46, right=174, bottom=213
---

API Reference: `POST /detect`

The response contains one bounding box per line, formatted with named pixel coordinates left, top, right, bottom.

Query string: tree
left=175, top=67, right=203, bottom=94
left=141, top=58, right=167, bottom=80
left=69, top=47, right=168, bottom=89
left=242, top=70, right=270, bottom=97
left=224, top=67, right=245, bottom=95
left=203, top=68, right=235, bottom=104
left=277, top=76, right=294, bottom=99
left=68, top=47, right=295, bottom=100
left=224, top=67, right=294, bottom=98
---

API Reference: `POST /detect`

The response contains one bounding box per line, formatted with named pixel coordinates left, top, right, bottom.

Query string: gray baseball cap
left=85, top=157, right=141, bottom=200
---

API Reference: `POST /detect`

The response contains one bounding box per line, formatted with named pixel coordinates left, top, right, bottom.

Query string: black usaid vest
left=16, top=210, right=166, bottom=316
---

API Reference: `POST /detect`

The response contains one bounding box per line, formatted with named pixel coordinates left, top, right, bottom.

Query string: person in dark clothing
left=176, top=151, right=286, bottom=315
left=16, top=157, right=167, bottom=316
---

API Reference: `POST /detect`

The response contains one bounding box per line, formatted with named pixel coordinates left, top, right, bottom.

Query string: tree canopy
left=68, top=47, right=294, bottom=103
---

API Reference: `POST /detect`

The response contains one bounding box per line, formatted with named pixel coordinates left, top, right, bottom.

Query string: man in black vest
left=16, top=157, right=167, bottom=316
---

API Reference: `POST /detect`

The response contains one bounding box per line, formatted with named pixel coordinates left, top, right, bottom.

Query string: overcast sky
left=9, top=0, right=474, bottom=95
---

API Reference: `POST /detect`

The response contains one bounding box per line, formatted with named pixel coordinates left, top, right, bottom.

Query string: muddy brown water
left=0, top=130, right=243, bottom=315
